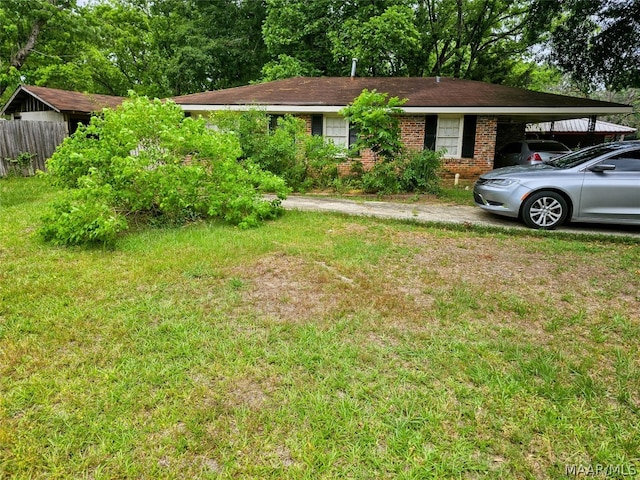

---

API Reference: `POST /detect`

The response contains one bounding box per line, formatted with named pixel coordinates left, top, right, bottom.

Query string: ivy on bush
left=40, top=95, right=289, bottom=246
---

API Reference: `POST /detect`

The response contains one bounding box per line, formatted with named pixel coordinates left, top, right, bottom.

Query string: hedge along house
left=173, top=77, right=632, bottom=178
left=1, top=85, right=125, bottom=135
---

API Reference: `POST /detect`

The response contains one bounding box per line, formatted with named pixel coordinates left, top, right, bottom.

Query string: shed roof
left=1, top=85, right=125, bottom=116
left=172, top=77, right=631, bottom=123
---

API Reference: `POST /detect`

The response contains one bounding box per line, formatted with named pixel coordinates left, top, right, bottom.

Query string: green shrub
left=39, top=186, right=127, bottom=246
left=361, top=160, right=402, bottom=194
left=340, top=89, right=406, bottom=162
left=40, top=95, right=289, bottom=246
left=400, top=148, right=442, bottom=194
left=210, top=110, right=343, bottom=191
left=356, top=149, right=442, bottom=195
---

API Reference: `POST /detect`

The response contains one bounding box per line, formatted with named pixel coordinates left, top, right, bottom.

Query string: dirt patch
left=225, top=227, right=637, bottom=348
left=232, top=252, right=346, bottom=323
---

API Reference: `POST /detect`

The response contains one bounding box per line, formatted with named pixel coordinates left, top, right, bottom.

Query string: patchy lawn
left=1, top=177, right=639, bottom=479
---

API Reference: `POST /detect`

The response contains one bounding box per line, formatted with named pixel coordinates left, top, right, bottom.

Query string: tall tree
left=531, top=0, right=640, bottom=92
left=262, top=0, right=548, bottom=85
left=262, top=0, right=405, bottom=77
left=0, top=0, right=80, bottom=101
left=150, top=0, right=268, bottom=94
left=413, top=0, right=538, bottom=83
left=330, top=5, right=421, bottom=76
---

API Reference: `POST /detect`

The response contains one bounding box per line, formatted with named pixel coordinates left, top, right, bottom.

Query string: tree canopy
left=1, top=0, right=638, bottom=108
left=532, top=0, right=640, bottom=93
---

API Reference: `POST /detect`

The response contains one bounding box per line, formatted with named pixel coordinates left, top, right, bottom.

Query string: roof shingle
left=172, top=77, right=628, bottom=109
left=3, top=85, right=125, bottom=115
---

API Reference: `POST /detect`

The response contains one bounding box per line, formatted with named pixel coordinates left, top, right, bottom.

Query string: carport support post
left=587, top=115, right=597, bottom=146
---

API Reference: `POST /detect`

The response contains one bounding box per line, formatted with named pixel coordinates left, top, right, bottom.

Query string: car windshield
left=545, top=144, right=627, bottom=169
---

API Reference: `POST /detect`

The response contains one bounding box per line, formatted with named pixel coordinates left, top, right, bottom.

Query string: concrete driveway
left=280, top=195, right=640, bottom=239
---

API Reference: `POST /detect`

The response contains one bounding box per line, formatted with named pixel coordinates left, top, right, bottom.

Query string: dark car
left=474, top=141, right=640, bottom=229
left=494, top=140, right=572, bottom=168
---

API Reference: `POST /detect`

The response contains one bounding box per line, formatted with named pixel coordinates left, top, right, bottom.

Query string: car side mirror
left=589, top=164, right=616, bottom=173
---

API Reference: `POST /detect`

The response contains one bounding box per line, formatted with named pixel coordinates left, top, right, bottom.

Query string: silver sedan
left=474, top=141, right=640, bottom=229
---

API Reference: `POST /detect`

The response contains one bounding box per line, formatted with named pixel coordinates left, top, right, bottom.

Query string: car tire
left=521, top=191, right=568, bottom=229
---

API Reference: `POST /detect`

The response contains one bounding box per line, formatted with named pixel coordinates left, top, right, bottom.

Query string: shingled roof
left=173, top=77, right=631, bottom=123
left=1, top=85, right=125, bottom=116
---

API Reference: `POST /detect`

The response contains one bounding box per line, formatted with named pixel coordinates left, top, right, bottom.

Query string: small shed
left=0, top=85, right=124, bottom=134
left=527, top=118, right=637, bottom=149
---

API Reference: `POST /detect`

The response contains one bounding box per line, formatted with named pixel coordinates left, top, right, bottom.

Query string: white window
left=436, top=117, right=463, bottom=157
left=324, top=116, right=349, bottom=148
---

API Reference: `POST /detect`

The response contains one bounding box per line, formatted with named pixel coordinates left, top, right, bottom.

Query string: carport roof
left=173, top=77, right=632, bottom=123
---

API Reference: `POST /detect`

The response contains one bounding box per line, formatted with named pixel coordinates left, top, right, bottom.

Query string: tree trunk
left=0, top=19, right=46, bottom=99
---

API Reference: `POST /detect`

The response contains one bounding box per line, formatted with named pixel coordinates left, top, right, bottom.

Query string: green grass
left=1, top=177, right=639, bottom=479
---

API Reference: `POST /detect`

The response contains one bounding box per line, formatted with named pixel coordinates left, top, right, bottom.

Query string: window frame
left=435, top=116, right=464, bottom=158
left=323, top=115, right=349, bottom=148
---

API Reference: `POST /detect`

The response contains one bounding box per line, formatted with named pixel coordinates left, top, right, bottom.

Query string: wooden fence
left=0, top=120, right=68, bottom=177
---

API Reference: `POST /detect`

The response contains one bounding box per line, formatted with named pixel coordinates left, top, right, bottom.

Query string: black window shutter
left=269, top=114, right=284, bottom=131
left=424, top=115, right=437, bottom=150
left=462, top=115, right=477, bottom=158
left=311, top=115, right=323, bottom=136
left=348, top=123, right=359, bottom=147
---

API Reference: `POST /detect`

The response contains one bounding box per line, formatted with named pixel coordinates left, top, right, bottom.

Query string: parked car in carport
left=494, top=140, right=572, bottom=168
left=474, top=141, right=640, bottom=229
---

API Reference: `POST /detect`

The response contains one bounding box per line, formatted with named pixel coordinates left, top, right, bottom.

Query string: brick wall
left=400, top=116, right=426, bottom=151
left=301, top=114, right=500, bottom=180
left=410, top=115, right=499, bottom=180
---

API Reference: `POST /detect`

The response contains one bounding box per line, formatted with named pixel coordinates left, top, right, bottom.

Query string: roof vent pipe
left=436, top=76, right=441, bottom=83
left=351, top=58, right=358, bottom=78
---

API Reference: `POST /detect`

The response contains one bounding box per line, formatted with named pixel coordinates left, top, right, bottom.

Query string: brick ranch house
left=173, top=77, right=632, bottom=178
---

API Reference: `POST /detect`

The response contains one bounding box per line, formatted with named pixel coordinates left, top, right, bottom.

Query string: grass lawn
left=1, top=177, right=639, bottom=479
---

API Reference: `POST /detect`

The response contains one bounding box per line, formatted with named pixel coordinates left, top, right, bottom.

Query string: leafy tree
left=340, top=89, right=407, bottom=162
left=75, top=1, right=168, bottom=97
left=41, top=96, right=288, bottom=246
left=330, top=5, right=421, bottom=76
left=531, top=0, right=640, bottom=92
left=262, top=0, right=554, bottom=85
left=262, top=0, right=404, bottom=77
left=1, top=0, right=270, bottom=102
left=258, top=54, right=321, bottom=83
left=150, top=0, right=269, bottom=94
left=412, top=0, right=538, bottom=82
left=0, top=0, right=82, bottom=102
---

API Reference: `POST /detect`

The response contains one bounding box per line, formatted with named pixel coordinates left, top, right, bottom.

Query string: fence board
left=0, top=120, right=68, bottom=176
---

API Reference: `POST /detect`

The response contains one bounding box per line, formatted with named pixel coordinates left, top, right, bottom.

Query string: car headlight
left=482, top=178, right=518, bottom=187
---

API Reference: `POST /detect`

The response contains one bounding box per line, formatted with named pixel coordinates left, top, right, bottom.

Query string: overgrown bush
left=340, top=89, right=406, bottom=162
left=341, top=89, right=442, bottom=195
left=210, top=110, right=342, bottom=191
left=400, top=148, right=442, bottom=194
left=358, top=149, right=442, bottom=195
left=361, top=160, right=402, bottom=194
left=40, top=96, right=289, bottom=246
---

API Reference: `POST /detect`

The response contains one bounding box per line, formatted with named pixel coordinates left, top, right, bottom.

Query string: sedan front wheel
left=522, top=191, right=568, bottom=229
